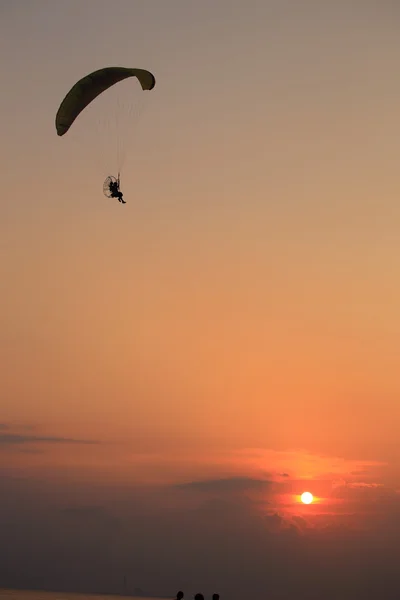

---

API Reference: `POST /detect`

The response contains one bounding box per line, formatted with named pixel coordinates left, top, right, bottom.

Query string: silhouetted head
left=212, top=595, right=219, bottom=600
left=176, top=592, right=184, bottom=600
left=194, top=594, right=204, bottom=600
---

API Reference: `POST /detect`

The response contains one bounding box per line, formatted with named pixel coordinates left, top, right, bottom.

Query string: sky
left=1, top=0, right=400, bottom=598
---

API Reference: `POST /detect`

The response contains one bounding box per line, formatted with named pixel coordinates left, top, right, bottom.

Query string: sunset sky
left=2, top=1, right=400, bottom=599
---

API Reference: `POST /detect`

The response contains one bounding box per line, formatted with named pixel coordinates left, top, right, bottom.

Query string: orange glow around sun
left=301, top=492, right=313, bottom=504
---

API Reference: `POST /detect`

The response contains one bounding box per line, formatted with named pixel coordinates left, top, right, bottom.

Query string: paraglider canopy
left=55, top=66, right=156, bottom=136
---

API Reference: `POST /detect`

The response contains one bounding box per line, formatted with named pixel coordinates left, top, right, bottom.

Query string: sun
left=301, top=491, right=313, bottom=504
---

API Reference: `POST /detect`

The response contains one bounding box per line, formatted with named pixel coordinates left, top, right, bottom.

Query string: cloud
left=0, top=438, right=398, bottom=599
left=0, top=461, right=399, bottom=600
left=0, top=432, right=98, bottom=446
left=347, top=482, right=384, bottom=489
left=176, top=476, right=273, bottom=494
left=233, top=447, right=386, bottom=480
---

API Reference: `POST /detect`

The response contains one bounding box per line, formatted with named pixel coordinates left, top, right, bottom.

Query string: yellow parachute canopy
left=55, top=66, right=156, bottom=136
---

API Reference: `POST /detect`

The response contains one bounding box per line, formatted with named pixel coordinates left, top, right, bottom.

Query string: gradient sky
left=2, top=1, right=400, bottom=599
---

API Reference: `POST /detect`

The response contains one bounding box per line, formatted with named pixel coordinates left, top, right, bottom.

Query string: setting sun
left=301, top=492, right=314, bottom=504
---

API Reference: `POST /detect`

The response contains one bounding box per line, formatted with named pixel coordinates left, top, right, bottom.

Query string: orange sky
left=1, top=5, right=400, bottom=593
